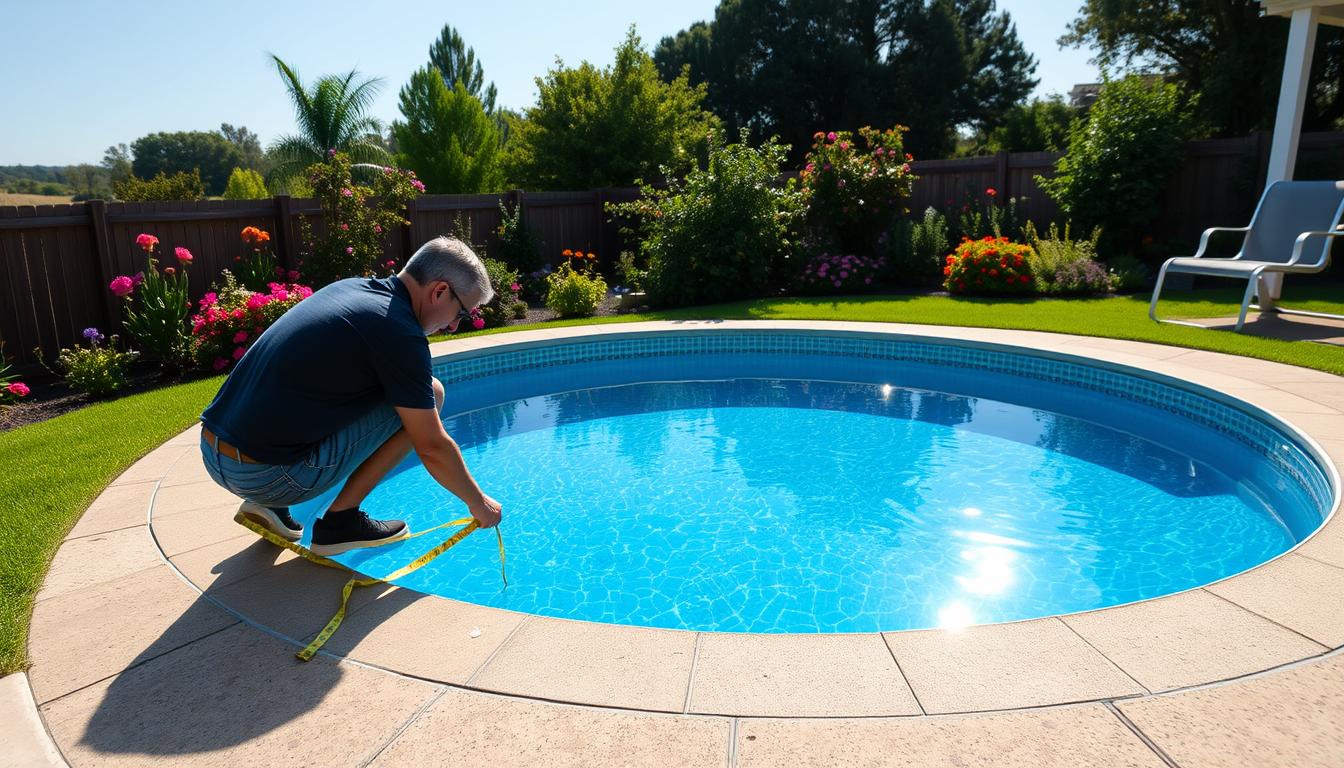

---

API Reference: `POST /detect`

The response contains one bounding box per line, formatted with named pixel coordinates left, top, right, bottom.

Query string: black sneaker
left=310, top=508, right=409, bottom=555
left=235, top=501, right=303, bottom=542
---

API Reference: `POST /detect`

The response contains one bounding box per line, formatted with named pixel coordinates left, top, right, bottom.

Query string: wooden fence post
left=86, top=199, right=120, bottom=334
left=594, top=188, right=608, bottom=263
left=274, top=195, right=296, bottom=270
left=995, top=151, right=1010, bottom=199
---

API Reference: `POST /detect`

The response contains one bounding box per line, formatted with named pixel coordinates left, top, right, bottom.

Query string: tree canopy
left=428, top=24, right=498, bottom=114
left=1060, top=0, right=1344, bottom=136
left=506, top=28, right=721, bottom=190
left=654, top=0, right=1038, bottom=160
left=393, top=67, right=504, bottom=193
left=129, top=131, right=243, bottom=196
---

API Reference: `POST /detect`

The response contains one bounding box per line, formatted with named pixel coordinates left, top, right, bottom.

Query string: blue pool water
left=298, top=352, right=1328, bottom=633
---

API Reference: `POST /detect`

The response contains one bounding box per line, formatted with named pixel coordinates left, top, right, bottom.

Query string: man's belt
left=201, top=426, right=262, bottom=464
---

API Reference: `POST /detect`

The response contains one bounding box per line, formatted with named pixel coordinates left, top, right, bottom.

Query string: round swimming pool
left=294, top=330, right=1334, bottom=633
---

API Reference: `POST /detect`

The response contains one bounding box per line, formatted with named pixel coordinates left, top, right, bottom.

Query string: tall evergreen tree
left=655, top=0, right=1037, bottom=160
left=393, top=67, right=504, bottom=193
left=428, top=24, right=498, bottom=114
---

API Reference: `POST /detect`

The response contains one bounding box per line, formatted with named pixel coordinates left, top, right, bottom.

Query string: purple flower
left=82, top=327, right=103, bottom=342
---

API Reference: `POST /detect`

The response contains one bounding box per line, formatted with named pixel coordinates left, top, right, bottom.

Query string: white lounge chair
left=1149, top=179, right=1344, bottom=331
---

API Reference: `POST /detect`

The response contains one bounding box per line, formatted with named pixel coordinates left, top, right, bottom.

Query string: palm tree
left=266, top=54, right=392, bottom=189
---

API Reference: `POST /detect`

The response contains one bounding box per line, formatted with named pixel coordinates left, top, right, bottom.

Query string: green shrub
left=801, top=126, right=915, bottom=255
left=1038, top=75, right=1194, bottom=259
left=902, top=206, right=950, bottom=284
left=945, top=187, right=1024, bottom=242
left=607, top=131, right=805, bottom=308
left=495, top=200, right=544, bottom=273
left=479, top=258, right=527, bottom=327
left=1023, top=221, right=1114, bottom=295
left=112, top=170, right=205, bottom=201
left=614, top=251, right=647, bottom=293
left=545, top=262, right=607, bottom=317
left=1106, top=253, right=1151, bottom=292
left=52, top=330, right=138, bottom=397
left=223, top=167, right=269, bottom=200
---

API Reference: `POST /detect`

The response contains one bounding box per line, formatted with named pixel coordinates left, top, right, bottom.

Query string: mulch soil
left=0, top=295, right=641, bottom=435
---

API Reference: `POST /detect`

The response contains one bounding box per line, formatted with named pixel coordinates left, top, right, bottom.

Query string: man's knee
left=431, top=377, right=445, bottom=413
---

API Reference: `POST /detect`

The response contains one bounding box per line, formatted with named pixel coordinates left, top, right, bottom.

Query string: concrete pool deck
left=11, top=320, right=1344, bottom=766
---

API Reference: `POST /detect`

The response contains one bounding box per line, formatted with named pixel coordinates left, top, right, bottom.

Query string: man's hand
left=470, top=493, right=502, bottom=529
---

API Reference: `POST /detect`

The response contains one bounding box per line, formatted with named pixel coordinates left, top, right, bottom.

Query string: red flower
left=986, top=188, right=997, bottom=197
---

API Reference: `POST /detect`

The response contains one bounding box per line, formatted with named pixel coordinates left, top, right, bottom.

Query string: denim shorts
left=200, top=403, right=404, bottom=508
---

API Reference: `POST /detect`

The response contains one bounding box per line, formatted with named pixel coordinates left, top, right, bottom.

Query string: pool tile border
left=18, top=321, right=1344, bottom=765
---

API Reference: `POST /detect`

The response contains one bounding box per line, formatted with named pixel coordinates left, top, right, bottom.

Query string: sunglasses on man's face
left=446, top=284, right=473, bottom=325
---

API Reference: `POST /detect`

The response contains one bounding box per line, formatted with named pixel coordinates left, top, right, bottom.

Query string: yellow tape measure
left=232, top=511, right=506, bottom=662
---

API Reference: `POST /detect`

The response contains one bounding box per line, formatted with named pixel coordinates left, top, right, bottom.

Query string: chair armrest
left=1192, top=226, right=1251, bottom=259
left=1289, top=230, right=1344, bottom=266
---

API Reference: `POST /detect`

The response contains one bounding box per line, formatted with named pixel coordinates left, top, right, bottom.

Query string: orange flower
left=562, top=248, right=574, bottom=257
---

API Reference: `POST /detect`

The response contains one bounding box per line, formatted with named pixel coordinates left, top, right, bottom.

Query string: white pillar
left=1261, top=6, right=1319, bottom=305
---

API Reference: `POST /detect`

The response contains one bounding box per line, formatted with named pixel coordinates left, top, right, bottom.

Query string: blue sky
left=0, top=1, right=1099, bottom=165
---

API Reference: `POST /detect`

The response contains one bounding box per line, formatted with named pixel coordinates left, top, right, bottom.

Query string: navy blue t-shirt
left=200, top=276, right=435, bottom=464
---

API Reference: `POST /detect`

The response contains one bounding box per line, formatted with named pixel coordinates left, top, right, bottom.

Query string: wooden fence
left=5, top=130, right=1344, bottom=369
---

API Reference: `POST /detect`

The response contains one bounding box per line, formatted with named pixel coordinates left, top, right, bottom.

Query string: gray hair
left=403, top=236, right=494, bottom=306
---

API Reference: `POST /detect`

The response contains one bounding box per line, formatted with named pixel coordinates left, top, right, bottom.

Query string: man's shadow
left=76, top=535, right=427, bottom=757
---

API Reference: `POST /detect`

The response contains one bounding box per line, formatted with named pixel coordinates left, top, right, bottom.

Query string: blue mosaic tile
left=431, top=331, right=1335, bottom=515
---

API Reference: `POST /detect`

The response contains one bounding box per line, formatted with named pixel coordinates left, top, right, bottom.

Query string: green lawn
left=2, top=285, right=1342, bottom=675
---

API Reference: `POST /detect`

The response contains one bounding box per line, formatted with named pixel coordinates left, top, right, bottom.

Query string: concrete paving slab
left=106, top=443, right=191, bottom=487
left=736, top=704, right=1167, bottom=768
left=65, top=482, right=155, bottom=540
left=369, top=688, right=729, bottom=767
left=151, top=502, right=249, bottom=557
left=883, top=619, right=1145, bottom=713
left=1061, top=590, right=1328, bottom=692
left=1118, top=654, right=1344, bottom=768
left=1206, top=553, right=1344, bottom=647
left=27, top=567, right=236, bottom=705
left=39, top=624, right=437, bottom=767
left=469, top=617, right=696, bottom=712
left=156, top=455, right=214, bottom=488
left=36, top=527, right=161, bottom=604
left=0, top=673, right=67, bottom=768
left=168, top=535, right=295, bottom=591
left=688, top=632, right=921, bottom=717
left=150, top=481, right=239, bottom=515
left=206, top=555, right=370, bottom=642
left=315, top=589, right=526, bottom=684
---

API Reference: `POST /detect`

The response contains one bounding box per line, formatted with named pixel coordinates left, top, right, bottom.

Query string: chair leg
left=1235, top=275, right=1259, bottom=332
left=1149, top=260, right=1173, bottom=323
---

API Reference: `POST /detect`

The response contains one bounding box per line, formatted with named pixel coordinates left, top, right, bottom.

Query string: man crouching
left=199, top=236, right=502, bottom=554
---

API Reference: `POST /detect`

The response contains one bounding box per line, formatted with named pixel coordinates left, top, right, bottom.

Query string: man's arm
left=395, top=406, right=502, bottom=528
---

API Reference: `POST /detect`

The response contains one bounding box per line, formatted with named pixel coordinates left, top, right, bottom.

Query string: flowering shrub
left=52, top=328, right=139, bottom=397
left=0, top=343, right=28, bottom=407
left=478, top=258, right=528, bottom=328
left=1023, top=222, right=1115, bottom=295
left=190, top=273, right=312, bottom=372
left=945, top=187, right=1024, bottom=242
left=796, top=252, right=884, bottom=294
left=801, top=126, right=915, bottom=254
left=545, top=262, right=607, bottom=318
left=521, top=263, right=553, bottom=302
left=235, top=226, right=294, bottom=291
left=942, top=236, right=1034, bottom=295
left=298, top=151, right=423, bottom=286
left=111, top=233, right=194, bottom=372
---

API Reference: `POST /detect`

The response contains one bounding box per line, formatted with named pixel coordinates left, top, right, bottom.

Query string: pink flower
left=327, top=148, right=338, bottom=158
left=837, top=180, right=846, bottom=189
left=373, top=224, right=382, bottom=234
left=174, top=247, right=193, bottom=265
left=294, top=286, right=313, bottom=298
left=340, top=188, right=353, bottom=197
left=135, top=233, right=158, bottom=252
left=340, top=223, right=349, bottom=231
left=471, top=316, right=485, bottom=330
left=213, top=358, right=229, bottom=371
left=839, top=141, right=850, bottom=151
left=826, top=131, right=837, bottom=142
left=273, top=289, right=289, bottom=302
left=133, top=272, right=145, bottom=287
left=411, top=179, right=426, bottom=193
left=839, top=271, right=849, bottom=278
left=510, top=282, right=521, bottom=292
left=232, top=346, right=246, bottom=360
left=232, top=308, right=246, bottom=319
left=201, top=292, right=218, bottom=307
left=232, top=331, right=248, bottom=344
left=7, top=382, right=30, bottom=397
left=109, top=276, right=134, bottom=297
left=245, top=294, right=270, bottom=310
left=864, top=277, right=873, bottom=284
left=385, top=260, right=396, bottom=268
left=345, top=246, right=354, bottom=255
left=164, top=266, right=175, bottom=276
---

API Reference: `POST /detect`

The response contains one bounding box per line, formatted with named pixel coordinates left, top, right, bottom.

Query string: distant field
left=0, top=192, right=76, bottom=206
